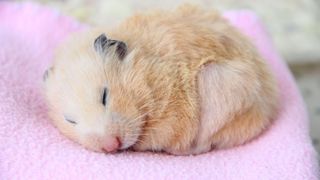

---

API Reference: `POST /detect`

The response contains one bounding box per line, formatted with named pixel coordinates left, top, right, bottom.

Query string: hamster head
left=44, top=33, right=151, bottom=153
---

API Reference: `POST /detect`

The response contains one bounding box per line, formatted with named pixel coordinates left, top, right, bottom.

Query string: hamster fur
left=44, top=4, right=278, bottom=155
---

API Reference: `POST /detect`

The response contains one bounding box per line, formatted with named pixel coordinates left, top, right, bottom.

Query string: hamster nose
left=102, top=136, right=121, bottom=153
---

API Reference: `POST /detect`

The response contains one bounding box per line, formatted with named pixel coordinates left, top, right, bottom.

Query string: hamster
left=43, top=4, right=278, bottom=155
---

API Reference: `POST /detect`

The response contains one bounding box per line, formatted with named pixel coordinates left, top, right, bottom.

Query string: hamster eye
left=64, top=116, right=77, bottom=124
left=102, top=88, right=108, bottom=106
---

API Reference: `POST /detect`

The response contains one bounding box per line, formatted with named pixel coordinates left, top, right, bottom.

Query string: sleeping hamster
left=44, top=5, right=278, bottom=155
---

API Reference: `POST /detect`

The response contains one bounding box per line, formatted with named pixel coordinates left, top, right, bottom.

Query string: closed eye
left=102, top=87, right=108, bottom=106
left=64, top=116, right=77, bottom=124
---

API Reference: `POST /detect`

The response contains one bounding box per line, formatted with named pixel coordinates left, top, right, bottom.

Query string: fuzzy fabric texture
left=0, top=2, right=318, bottom=179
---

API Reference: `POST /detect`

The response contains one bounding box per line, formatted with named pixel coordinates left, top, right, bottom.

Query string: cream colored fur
left=44, top=4, right=278, bottom=155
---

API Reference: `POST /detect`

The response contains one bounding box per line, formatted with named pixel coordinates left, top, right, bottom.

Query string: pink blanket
left=0, top=2, right=318, bottom=179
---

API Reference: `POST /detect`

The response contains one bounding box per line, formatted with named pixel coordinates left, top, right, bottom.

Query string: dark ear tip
left=94, top=33, right=108, bottom=52
left=116, top=41, right=127, bottom=60
left=95, top=33, right=107, bottom=43
left=94, top=34, right=128, bottom=60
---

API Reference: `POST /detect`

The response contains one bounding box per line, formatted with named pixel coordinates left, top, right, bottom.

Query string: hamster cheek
left=49, top=111, right=103, bottom=152
left=49, top=111, right=80, bottom=145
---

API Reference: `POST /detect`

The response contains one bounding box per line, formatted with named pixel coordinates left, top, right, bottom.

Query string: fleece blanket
left=0, top=2, right=318, bottom=180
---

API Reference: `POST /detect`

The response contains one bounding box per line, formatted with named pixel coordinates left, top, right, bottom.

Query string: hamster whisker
left=131, top=111, right=151, bottom=122
left=139, top=126, right=162, bottom=132
left=135, top=139, right=146, bottom=145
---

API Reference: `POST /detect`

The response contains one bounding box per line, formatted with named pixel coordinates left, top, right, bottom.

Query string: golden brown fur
left=44, top=4, right=278, bottom=155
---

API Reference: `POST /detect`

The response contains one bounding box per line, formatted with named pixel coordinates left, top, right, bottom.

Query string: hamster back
left=44, top=5, right=278, bottom=155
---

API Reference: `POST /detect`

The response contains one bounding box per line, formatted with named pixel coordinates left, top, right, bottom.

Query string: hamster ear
left=94, top=33, right=108, bottom=55
left=94, top=33, right=127, bottom=60
left=115, top=41, right=127, bottom=60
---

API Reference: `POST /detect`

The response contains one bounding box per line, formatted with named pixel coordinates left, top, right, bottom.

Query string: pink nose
left=102, top=136, right=121, bottom=153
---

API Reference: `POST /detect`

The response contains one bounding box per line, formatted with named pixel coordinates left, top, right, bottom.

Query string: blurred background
left=13, top=0, right=320, bottom=153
